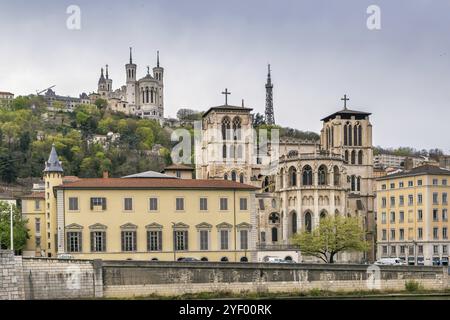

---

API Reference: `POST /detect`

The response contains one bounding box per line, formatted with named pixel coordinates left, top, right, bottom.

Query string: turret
left=98, top=68, right=107, bottom=95
left=105, top=64, right=113, bottom=92
left=125, top=47, right=137, bottom=83
left=152, top=50, right=164, bottom=82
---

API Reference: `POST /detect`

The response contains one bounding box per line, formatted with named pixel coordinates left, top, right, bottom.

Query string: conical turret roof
left=43, top=144, right=64, bottom=173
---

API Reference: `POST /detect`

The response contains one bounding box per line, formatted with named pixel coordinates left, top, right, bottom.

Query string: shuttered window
left=121, top=231, right=137, bottom=251
left=174, top=230, right=188, bottom=251
left=67, top=232, right=82, bottom=252
left=90, top=231, right=106, bottom=252
left=147, top=231, right=162, bottom=251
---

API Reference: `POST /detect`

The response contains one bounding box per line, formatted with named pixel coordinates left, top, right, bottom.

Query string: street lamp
left=10, top=202, right=14, bottom=252
left=171, top=222, right=176, bottom=262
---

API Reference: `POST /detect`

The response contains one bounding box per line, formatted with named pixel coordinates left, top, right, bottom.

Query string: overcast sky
left=0, top=0, right=449, bottom=152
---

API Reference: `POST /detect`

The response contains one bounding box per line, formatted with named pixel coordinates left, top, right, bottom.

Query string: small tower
left=43, top=144, right=64, bottom=258
left=97, top=67, right=107, bottom=96
left=152, top=50, right=164, bottom=118
left=265, top=64, right=275, bottom=125
left=105, top=64, right=113, bottom=93
left=125, top=47, right=137, bottom=105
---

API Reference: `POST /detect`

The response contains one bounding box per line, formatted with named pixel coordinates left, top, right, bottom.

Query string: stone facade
left=0, top=251, right=25, bottom=300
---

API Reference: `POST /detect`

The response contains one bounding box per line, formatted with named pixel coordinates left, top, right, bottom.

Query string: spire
left=105, top=64, right=109, bottom=79
left=101, top=67, right=104, bottom=78
left=157, top=50, right=160, bottom=68
left=147, top=66, right=150, bottom=75
left=265, top=64, right=275, bottom=125
left=129, top=47, right=133, bottom=64
left=241, top=99, right=245, bottom=108
left=44, top=144, right=63, bottom=173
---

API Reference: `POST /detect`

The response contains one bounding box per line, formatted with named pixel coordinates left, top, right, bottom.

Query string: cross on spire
left=222, top=88, right=231, bottom=105
left=341, top=94, right=350, bottom=110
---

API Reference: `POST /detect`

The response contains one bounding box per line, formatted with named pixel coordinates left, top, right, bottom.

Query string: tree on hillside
left=94, top=98, right=108, bottom=110
left=291, top=215, right=368, bottom=263
left=0, top=202, right=29, bottom=252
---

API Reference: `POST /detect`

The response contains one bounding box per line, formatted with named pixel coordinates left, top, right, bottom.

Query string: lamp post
left=171, top=222, right=176, bottom=262
left=10, top=202, right=14, bottom=252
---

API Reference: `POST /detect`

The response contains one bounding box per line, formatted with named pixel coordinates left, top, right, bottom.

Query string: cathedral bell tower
left=125, top=47, right=137, bottom=105
left=152, top=51, right=164, bottom=118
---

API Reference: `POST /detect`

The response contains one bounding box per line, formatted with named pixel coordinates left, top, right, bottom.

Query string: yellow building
left=21, top=192, right=45, bottom=256
left=28, top=145, right=257, bottom=262
left=376, top=165, right=450, bottom=266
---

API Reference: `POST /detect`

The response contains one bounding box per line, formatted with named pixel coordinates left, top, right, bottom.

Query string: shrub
left=405, top=280, right=422, bottom=292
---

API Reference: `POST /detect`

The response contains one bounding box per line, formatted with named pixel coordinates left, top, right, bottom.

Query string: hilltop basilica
left=90, top=48, right=164, bottom=122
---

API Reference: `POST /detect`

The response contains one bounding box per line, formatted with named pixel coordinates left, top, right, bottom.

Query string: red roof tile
left=56, top=178, right=257, bottom=190
left=21, top=192, right=45, bottom=199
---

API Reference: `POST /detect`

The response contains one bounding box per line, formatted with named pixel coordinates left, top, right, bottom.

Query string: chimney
left=103, top=171, right=109, bottom=179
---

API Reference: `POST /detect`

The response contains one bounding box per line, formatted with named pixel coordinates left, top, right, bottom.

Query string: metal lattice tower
left=265, top=64, right=275, bottom=125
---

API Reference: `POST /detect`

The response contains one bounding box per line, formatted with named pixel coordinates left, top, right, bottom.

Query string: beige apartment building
left=376, top=165, right=450, bottom=266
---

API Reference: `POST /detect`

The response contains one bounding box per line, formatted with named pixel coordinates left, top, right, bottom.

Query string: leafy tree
left=252, top=112, right=266, bottom=127
left=291, top=215, right=369, bottom=263
left=0, top=202, right=29, bottom=252
left=94, top=98, right=108, bottom=110
left=0, top=154, right=18, bottom=183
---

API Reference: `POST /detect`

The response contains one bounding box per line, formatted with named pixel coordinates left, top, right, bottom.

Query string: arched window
left=326, top=127, right=329, bottom=149
left=351, top=175, right=356, bottom=191
left=232, top=117, right=241, bottom=140
left=348, top=123, right=353, bottom=146
left=285, top=256, right=293, bottom=261
left=357, top=176, right=361, bottom=191
left=271, top=227, right=278, bottom=242
left=344, top=123, right=348, bottom=145
left=302, top=165, right=313, bottom=186
left=279, top=168, right=284, bottom=188
left=358, top=125, right=362, bottom=146
left=262, top=176, right=270, bottom=192
left=224, top=173, right=228, bottom=180
left=201, top=257, right=208, bottom=261
left=145, top=87, right=149, bottom=103
left=291, top=211, right=297, bottom=234
left=220, top=257, right=229, bottom=262
left=240, top=257, right=248, bottom=262
left=222, top=144, right=227, bottom=159
left=288, top=166, right=297, bottom=187
left=231, top=171, right=237, bottom=182
left=333, top=166, right=340, bottom=186
left=221, top=117, right=231, bottom=140
left=331, top=126, right=334, bottom=147
left=351, top=150, right=356, bottom=164
left=320, top=210, right=327, bottom=220
left=304, top=211, right=312, bottom=232
left=358, top=150, right=363, bottom=165
left=239, top=173, right=244, bottom=183
left=151, top=89, right=154, bottom=103
left=345, top=150, right=349, bottom=163
left=142, top=90, right=145, bottom=104
left=354, top=124, right=358, bottom=146
left=318, top=165, right=327, bottom=185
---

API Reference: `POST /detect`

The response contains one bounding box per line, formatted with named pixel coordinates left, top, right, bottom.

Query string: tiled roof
left=203, top=105, right=253, bottom=118
left=321, top=108, right=371, bottom=122
left=21, top=192, right=45, bottom=199
left=0, top=91, right=14, bottom=95
left=56, top=178, right=257, bottom=190
left=377, top=165, right=450, bottom=181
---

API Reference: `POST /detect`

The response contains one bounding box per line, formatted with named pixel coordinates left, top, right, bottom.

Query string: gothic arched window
left=291, top=211, right=297, bottom=234
left=344, top=123, right=348, bottom=146
left=357, top=176, right=361, bottom=192
left=318, top=165, right=327, bottom=185
left=224, top=173, right=228, bottom=180
left=271, top=227, right=278, bottom=242
left=351, top=150, right=356, bottom=164
left=231, top=171, right=237, bottom=182
left=348, top=123, right=353, bottom=146
left=232, top=117, right=241, bottom=141
left=279, top=168, right=284, bottom=188
left=345, top=150, right=349, bottom=163
left=354, top=124, right=358, bottom=146
left=288, top=166, right=297, bottom=187
left=151, top=88, right=154, bottom=103
left=302, top=165, right=313, bottom=186
left=304, top=211, right=312, bottom=232
left=221, top=117, right=231, bottom=140
left=145, top=87, right=149, bottom=104
left=358, top=125, right=362, bottom=146
left=239, top=173, right=244, bottom=183
left=351, top=175, right=356, bottom=191
left=358, top=150, right=363, bottom=165
left=222, top=144, right=227, bottom=159
left=320, top=210, right=327, bottom=220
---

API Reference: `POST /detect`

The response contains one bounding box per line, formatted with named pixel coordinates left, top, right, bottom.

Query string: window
left=35, top=218, right=41, bottom=233
left=381, top=197, right=386, bottom=208
left=418, top=210, right=423, bottom=221
left=443, top=209, right=448, bottom=222
left=390, top=197, right=395, bottom=206
left=390, top=183, right=395, bottom=189
left=408, top=228, right=413, bottom=240
left=399, top=182, right=404, bottom=188
left=391, top=246, right=396, bottom=255
left=433, top=179, right=438, bottom=185
left=382, top=229, right=387, bottom=240
left=433, top=193, right=439, bottom=205
left=34, top=200, right=41, bottom=211
left=200, top=198, right=208, bottom=211
left=390, top=229, right=395, bottom=241
left=240, top=230, right=248, bottom=250
left=90, top=197, right=106, bottom=210
left=443, top=193, right=448, bottom=204
left=400, top=246, right=405, bottom=254
left=399, top=211, right=404, bottom=223
left=399, top=229, right=404, bottom=240
left=417, top=180, right=422, bottom=186
left=90, top=231, right=106, bottom=252
left=443, top=179, right=448, bottom=186
left=381, top=212, right=386, bottom=224
left=176, top=198, right=185, bottom=211
left=260, top=231, right=266, bottom=244
left=200, top=230, right=209, bottom=250
left=408, top=195, right=413, bottom=206
left=418, top=194, right=423, bottom=204
left=418, top=228, right=423, bottom=239
left=67, top=232, right=82, bottom=252
left=409, top=246, right=414, bottom=255
left=433, top=209, right=439, bottom=221
left=408, top=181, right=413, bottom=187
left=121, top=231, right=137, bottom=252
left=390, top=211, right=395, bottom=223
left=382, top=184, right=386, bottom=190
left=220, top=230, right=229, bottom=250
left=443, top=245, right=448, bottom=255
left=433, top=245, right=439, bottom=255
left=176, top=171, right=181, bottom=178
left=69, top=197, right=79, bottom=211
left=399, top=196, right=404, bottom=206
left=124, top=198, right=133, bottom=211
left=443, top=227, right=448, bottom=240
left=174, top=230, right=188, bottom=251
left=149, top=198, right=158, bottom=211
left=220, top=198, right=228, bottom=211
left=433, top=227, right=439, bottom=240
left=35, top=236, right=41, bottom=247
left=382, top=246, right=388, bottom=255
left=418, top=245, right=423, bottom=254
left=240, top=198, right=248, bottom=211
left=147, top=231, right=162, bottom=251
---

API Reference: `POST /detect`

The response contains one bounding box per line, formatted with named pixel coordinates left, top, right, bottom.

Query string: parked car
left=374, top=258, right=407, bottom=266
left=263, top=256, right=291, bottom=263
left=177, top=257, right=199, bottom=262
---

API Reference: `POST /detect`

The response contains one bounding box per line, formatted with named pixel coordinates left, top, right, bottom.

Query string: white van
left=263, top=256, right=290, bottom=263
left=374, top=258, right=407, bottom=266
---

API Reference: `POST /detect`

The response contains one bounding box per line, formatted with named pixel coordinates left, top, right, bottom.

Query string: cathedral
left=195, top=66, right=376, bottom=263
left=92, top=48, right=164, bottom=122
